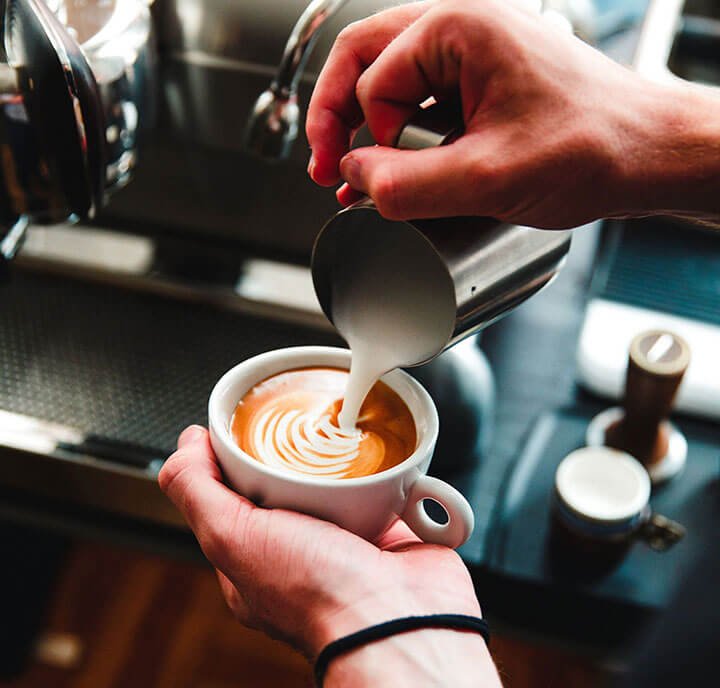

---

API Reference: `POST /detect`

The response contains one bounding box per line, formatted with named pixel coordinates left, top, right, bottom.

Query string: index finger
left=306, top=2, right=429, bottom=186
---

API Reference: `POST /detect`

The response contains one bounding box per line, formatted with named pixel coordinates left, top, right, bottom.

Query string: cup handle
left=639, top=512, right=686, bottom=551
left=400, top=475, right=475, bottom=549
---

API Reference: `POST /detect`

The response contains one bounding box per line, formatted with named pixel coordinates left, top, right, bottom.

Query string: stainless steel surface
left=0, top=408, right=183, bottom=528
left=0, top=407, right=168, bottom=519
left=394, top=98, right=463, bottom=149
left=158, top=0, right=387, bottom=155
left=0, top=0, right=154, bottom=270
left=244, top=87, right=301, bottom=160
left=16, top=223, right=328, bottom=328
left=426, top=222, right=572, bottom=349
left=0, top=216, right=28, bottom=264
left=65, top=0, right=157, bottom=195
left=313, top=102, right=573, bottom=365
left=85, top=0, right=392, bottom=255
left=245, top=0, right=348, bottom=158
left=314, top=206, right=572, bottom=364
left=0, top=0, right=102, bottom=227
left=0, top=439, right=184, bottom=529
left=633, top=0, right=720, bottom=84
left=273, top=0, right=348, bottom=93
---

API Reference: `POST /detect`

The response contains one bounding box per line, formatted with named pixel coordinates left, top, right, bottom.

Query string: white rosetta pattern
left=252, top=406, right=363, bottom=478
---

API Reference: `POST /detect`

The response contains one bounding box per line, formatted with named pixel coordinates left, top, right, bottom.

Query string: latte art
left=252, top=406, right=363, bottom=476
left=231, top=367, right=415, bottom=479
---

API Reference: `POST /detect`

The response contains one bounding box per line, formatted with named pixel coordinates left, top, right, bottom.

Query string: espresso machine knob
left=587, top=330, right=691, bottom=484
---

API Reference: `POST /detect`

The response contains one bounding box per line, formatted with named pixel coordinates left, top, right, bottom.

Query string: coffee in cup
left=230, top=366, right=416, bottom=479
left=208, top=347, right=475, bottom=547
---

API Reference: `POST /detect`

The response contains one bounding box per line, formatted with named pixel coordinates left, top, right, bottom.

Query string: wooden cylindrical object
left=605, top=330, right=690, bottom=467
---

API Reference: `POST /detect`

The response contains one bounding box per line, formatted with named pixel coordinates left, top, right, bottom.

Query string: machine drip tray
left=0, top=269, right=341, bottom=526
left=485, top=407, right=720, bottom=610
left=1, top=270, right=340, bottom=454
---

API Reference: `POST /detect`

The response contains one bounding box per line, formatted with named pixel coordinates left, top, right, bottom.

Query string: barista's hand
left=159, top=426, right=500, bottom=687
left=306, top=0, right=720, bottom=228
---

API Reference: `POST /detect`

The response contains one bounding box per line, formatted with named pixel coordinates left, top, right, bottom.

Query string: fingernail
left=339, top=155, right=361, bottom=188
left=337, top=182, right=363, bottom=207
left=178, top=425, right=205, bottom=448
left=307, top=153, right=315, bottom=178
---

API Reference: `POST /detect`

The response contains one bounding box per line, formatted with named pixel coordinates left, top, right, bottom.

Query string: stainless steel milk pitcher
left=311, top=99, right=573, bottom=367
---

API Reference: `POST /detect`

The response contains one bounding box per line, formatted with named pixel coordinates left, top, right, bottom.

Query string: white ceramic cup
left=208, top=346, right=475, bottom=548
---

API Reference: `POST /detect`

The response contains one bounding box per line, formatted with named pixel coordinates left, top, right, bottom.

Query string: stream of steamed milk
left=331, top=299, right=456, bottom=429
left=337, top=340, right=392, bottom=429
left=334, top=299, right=447, bottom=430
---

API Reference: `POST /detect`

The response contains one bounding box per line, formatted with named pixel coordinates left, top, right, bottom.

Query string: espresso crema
left=231, top=367, right=416, bottom=479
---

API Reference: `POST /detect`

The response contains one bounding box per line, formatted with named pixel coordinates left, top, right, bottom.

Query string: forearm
left=615, top=78, right=720, bottom=224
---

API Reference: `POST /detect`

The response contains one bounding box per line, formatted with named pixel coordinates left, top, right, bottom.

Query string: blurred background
left=1, top=1, right=719, bottom=686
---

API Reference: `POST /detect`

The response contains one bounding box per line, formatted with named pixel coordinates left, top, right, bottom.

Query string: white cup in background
left=208, top=346, right=474, bottom=548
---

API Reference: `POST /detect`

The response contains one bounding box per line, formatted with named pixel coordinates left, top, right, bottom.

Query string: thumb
left=159, top=425, right=257, bottom=571
left=339, top=142, right=487, bottom=220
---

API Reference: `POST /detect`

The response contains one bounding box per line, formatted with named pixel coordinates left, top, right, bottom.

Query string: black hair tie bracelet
left=314, top=613, right=490, bottom=686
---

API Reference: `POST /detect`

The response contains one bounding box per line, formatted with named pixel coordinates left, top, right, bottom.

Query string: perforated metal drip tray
left=0, top=270, right=340, bottom=526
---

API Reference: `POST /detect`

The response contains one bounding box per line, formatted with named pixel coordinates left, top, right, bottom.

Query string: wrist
left=308, top=580, right=482, bottom=659
left=611, top=78, right=720, bottom=220
left=305, top=581, right=494, bottom=687
left=323, top=626, right=496, bottom=688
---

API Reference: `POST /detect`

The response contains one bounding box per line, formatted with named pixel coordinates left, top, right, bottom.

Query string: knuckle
left=468, top=154, right=497, bottom=188
left=437, top=4, right=472, bottom=30
left=198, top=499, right=253, bottom=570
left=569, top=128, right=605, bottom=164
left=304, top=114, right=327, bottom=148
left=158, top=452, right=217, bottom=535
left=432, top=2, right=483, bottom=37
left=198, top=521, right=231, bottom=566
left=196, top=506, right=243, bottom=567
left=354, top=71, right=371, bottom=108
left=334, top=20, right=364, bottom=50
left=157, top=450, right=189, bottom=495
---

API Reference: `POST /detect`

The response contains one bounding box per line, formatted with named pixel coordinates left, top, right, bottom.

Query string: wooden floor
left=0, top=541, right=606, bottom=688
